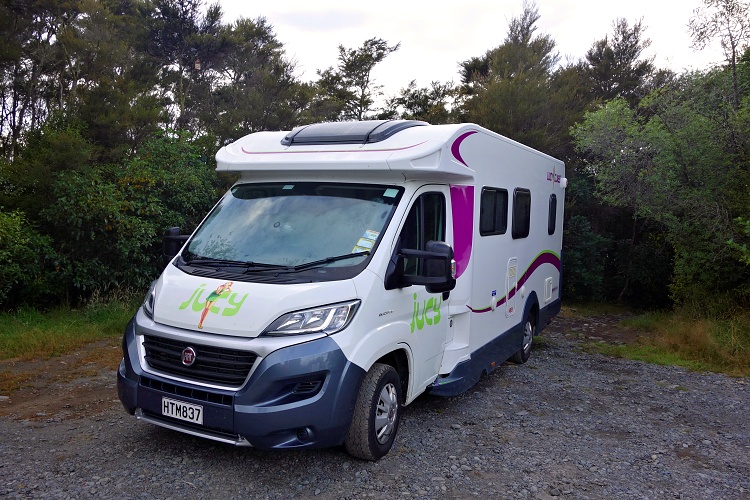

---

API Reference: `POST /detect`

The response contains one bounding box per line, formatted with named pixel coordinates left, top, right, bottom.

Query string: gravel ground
left=1, top=315, right=748, bottom=499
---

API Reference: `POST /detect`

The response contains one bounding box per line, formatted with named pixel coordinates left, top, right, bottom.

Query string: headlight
left=143, top=281, right=156, bottom=319
left=263, top=300, right=360, bottom=336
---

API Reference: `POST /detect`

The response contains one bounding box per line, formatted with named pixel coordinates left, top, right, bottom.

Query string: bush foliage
left=0, top=134, right=220, bottom=306
left=0, top=211, right=57, bottom=306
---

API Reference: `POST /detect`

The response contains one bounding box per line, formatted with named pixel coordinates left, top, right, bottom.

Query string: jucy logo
left=410, top=293, right=442, bottom=333
left=179, top=283, right=249, bottom=329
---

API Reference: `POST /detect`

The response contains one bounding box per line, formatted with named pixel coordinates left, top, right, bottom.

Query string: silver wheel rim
left=522, top=319, right=533, bottom=354
left=375, top=382, right=398, bottom=444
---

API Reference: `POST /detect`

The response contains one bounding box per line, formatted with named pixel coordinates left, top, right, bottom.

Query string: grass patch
left=585, top=343, right=715, bottom=372
left=0, top=297, right=138, bottom=360
left=0, top=371, right=35, bottom=393
left=532, top=334, right=555, bottom=350
left=560, top=302, right=632, bottom=319
left=620, top=312, right=667, bottom=332
left=587, top=309, right=750, bottom=377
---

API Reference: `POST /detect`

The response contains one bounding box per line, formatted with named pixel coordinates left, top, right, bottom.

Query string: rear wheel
left=510, top=311, right=535, bottom=364
left=345, top=363, right=402, bottom=461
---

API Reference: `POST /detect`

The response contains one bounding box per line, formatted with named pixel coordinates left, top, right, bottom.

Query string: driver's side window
left=400, top=193, right=446, bottom=276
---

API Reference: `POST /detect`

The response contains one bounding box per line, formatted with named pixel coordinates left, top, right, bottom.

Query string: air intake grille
left=143, top=335, right=257, bottom=386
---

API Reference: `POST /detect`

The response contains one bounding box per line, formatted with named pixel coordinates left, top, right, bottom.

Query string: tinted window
left=512, top=188, right=531, bottom=239
left=480, top=187, right=508, bottom=236
left=548, top=194, right=557, bottom=235
left=401, top=193, right=446, bottom=276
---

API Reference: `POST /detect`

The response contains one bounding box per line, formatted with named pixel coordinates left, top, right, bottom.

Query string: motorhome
left=117, top=120, right=566, bottom=460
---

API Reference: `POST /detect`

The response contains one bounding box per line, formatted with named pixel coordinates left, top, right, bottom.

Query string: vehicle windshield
left=183, top=182, right=403, bottom=270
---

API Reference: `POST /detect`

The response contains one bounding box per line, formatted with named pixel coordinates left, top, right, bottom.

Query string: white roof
left=215, top=121, right=477, bottom=180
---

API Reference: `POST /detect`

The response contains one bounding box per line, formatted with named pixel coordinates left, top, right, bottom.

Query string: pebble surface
left=1, top=322, right=748, bottom=499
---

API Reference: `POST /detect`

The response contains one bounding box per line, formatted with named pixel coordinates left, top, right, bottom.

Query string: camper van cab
left=117, top=120, right=566, bottom=460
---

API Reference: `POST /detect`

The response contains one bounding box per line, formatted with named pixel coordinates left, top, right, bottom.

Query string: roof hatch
left=280, top=120, right=427, bottom=146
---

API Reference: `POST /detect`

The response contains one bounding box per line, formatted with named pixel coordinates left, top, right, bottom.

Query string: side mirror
left=422, top=240, right=457, bottom=294
left=163, top=227, right=189, bottom=267
left=384, top=240, right=456, bottom=293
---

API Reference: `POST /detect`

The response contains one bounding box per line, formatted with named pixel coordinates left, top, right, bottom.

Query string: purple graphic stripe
left=467, top=251, right=561, bottom=313
left=518, top=251, right=561, bottom=285
left=450, top=131, right=478, bottom=167
left=450, top=185, right=474, bottom=279
left=241, top=141, right=428, bottom=155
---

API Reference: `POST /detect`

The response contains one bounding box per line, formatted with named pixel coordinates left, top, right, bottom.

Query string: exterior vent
left=293, top=380, right=323, bottom=394
left=281, top=120, right=427, bottom=146
left=140, top=376, right=233, bottom=406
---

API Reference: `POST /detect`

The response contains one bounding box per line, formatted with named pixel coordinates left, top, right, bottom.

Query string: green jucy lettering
left=179, top=284, right=248, bottom=318
left=410, top=293, right=442, bottom=333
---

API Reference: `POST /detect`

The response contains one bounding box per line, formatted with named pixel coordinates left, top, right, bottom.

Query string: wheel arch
left=374, top=348, right=410, bottom=404
left=524, top=291, right=540, bottom=327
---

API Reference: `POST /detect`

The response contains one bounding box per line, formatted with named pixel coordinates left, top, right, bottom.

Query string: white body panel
left=151, top=122, right=565, bottom=403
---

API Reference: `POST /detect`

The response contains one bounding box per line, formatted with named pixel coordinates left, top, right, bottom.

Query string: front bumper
left=117, top=316, right=365, bottom=449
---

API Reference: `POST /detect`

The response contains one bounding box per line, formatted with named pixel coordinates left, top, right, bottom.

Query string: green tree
left=689, top=0, right=750, bottom=110
left=63, top=0, right=165, bottom=161
left=728, top=217, right=750, bottom=266
left=42, top=134, right=218, bottom=296
left=585, top=18, right=655, bottom=105
left=311, top=37, right=400, bottom=121
left=459, top=1, right=584, bottom=157
left=562, top=215, right=610, bottom=301
left=0, top=118, right=95, bottom=221
left=199, top=17, right=306, bottom=143
left=116, top=133, right=218, bottom=233
left=145, top=0, right=224, bottom=132
left=383, top=80, right=458, bottom=123
left=572, top=67, right=749, bottom=304
left=0, top=210, right=56, bottom=307
left=1, top=0, right=165, bottom=163
left=0, top=0, right=75, bottom=159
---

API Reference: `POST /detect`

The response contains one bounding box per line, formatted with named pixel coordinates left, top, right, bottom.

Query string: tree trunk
left=618, top=212, right=638, bottom=303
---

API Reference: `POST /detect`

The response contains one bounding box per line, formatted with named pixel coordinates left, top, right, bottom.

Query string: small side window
left=548, top=194, right=557, bottom=235
left=479, top=188, right=508, bottom=236
left=401, top=193, right=446, bottom=276
left=512, top=188, right=531, bottom=239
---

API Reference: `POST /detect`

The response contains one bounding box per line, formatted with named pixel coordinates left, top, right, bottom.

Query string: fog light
left=296, top=428, right=310, bottom=442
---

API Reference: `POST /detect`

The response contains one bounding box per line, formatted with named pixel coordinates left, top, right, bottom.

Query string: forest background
left=1, top=0, right=749, bottom=329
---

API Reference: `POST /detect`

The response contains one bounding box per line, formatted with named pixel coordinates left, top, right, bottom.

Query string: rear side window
left=548, top=194, right=557, bottom=235
left=479, top=188, right=508, bottom=236
left=512, top=188, right=531, bottom=239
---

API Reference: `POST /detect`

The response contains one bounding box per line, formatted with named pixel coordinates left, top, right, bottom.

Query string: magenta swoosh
left=240, top=141, right=428, bottom=155
left=450, top=185, right=474, bottom=279
left=467, top=251, right=561, bottom=313
left=451, top=131, right=478, bottom=167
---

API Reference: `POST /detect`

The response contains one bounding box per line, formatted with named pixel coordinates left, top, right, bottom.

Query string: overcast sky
left=218, top=0, right=726, bottom=97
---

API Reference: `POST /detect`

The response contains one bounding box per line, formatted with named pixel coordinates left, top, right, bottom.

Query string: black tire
left=510, top=311, right=536, bottom=364
left=345, top=363, right=402, bottom=461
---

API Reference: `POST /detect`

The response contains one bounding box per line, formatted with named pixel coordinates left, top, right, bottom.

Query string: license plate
left=162, top=397, right=203, bottom=425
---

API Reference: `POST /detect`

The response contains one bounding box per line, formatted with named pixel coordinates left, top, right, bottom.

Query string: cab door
left=386, top=186, right=452, bottom=392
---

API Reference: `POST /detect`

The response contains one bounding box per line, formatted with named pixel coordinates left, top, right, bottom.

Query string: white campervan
left=117, top=120, right=566, bottom=460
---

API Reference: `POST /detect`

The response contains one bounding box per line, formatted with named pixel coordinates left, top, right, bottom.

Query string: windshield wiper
left=184, top=252, right=370, bottom=274
left=285, top=251, right=370, bottom=272
left=184, top=258, right=283, bottom=270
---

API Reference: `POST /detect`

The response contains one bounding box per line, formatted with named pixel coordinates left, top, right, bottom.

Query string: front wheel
left=510, top=311, right=536, bottom=364
left=345, top=363, right=402, bottom=461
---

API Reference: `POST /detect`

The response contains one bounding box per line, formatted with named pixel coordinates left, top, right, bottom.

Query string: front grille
left=140, top=376, right=233, bottom=406
left=143, top=335, right=257, bottom=386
